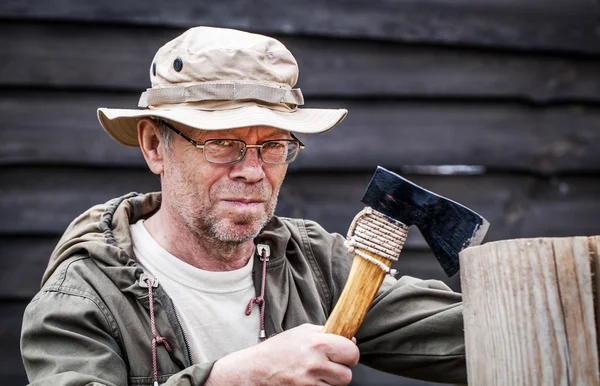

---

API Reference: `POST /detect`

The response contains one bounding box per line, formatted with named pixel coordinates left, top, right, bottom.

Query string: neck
left=143, top=207, right=255, bottom=271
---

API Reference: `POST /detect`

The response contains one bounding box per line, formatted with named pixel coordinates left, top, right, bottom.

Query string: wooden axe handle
left=322, top=249, right=392, bottom=339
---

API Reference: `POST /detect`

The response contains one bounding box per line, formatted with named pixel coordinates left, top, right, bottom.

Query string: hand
left=206, top=324, right=360, bottom=386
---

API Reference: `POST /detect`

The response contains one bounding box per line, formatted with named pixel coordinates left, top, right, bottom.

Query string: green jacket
left=21, top=192, right=467, bottom=385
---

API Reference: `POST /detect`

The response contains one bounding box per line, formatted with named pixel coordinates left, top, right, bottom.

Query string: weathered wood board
left=1, top=0, right=599, bottom=53
left=2, top=168, right=600, bottom=246
left=3, top=22, right=600, bottom=101
left=461, top=237, right=600, bottom=385
left=2, top=92, right=600, bottom=173
left=0, top=301, right=29, bottom=385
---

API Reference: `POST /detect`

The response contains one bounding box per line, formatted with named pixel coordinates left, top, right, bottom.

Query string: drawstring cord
left=245, top=247, right=268, bottom=341
left=146, top=278, right=172, bottom=386
left=143, top=245, right=269, bottom=384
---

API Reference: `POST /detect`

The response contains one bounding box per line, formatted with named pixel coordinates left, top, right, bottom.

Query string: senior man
left=21, top=27, right=466, bottom=386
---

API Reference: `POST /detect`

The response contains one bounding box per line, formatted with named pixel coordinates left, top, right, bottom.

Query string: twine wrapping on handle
left=344, top=207, right=409, bottom=276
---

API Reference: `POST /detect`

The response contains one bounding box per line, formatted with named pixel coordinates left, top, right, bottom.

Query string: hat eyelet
left=173, top=58, right=183, bottom=72
left=152, top=62, right=157, bottom=76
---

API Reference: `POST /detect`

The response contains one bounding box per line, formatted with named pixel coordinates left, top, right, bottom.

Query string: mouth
left=220, top=198, right=265, bottom=207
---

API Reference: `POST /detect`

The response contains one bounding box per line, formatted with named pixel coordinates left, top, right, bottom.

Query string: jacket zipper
left=173, top=307, right=195, bottom=365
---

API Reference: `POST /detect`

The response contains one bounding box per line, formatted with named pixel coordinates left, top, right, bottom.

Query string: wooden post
left=460, top=237, right=600, bottom=385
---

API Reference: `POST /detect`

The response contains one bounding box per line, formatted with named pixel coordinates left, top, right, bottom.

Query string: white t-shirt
left=130, top=220, right=260, bottom=364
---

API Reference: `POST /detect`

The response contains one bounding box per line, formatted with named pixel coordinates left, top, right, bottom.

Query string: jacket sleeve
left=21, top=290, right=128, bottom=386
left=21, top=290, right=215, bottom=386
left=357, top=275, right=467, bottom=384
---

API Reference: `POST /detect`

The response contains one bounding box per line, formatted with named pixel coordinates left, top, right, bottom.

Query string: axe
left=322, top=166, right=489, bottom=339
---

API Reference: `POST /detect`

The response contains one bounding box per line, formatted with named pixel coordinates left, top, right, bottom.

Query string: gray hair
left=156, top=119, right=175, bottom=149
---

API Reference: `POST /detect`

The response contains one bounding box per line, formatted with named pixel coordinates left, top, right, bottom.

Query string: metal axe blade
left=361, top=166, right=490, bottom=277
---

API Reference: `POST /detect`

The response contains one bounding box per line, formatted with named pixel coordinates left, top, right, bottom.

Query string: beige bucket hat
left=98, top=26, right=347, bottom=147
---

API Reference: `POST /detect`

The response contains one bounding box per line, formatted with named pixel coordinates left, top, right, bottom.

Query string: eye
left=263, top=141, right=285, bottom=149
left=210, top=139, right=236, bottom=147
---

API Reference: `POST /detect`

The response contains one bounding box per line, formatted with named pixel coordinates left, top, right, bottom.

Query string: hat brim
left=97, top=104, right=347, bottom=147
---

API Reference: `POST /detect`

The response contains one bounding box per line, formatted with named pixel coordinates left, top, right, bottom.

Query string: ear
left=138, top=118, right=165, bottom=175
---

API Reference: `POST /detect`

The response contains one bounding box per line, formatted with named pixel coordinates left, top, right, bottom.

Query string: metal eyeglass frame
left=158, top=119, right=305, bottom=165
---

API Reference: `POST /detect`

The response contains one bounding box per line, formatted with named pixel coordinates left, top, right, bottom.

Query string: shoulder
left=42, top=254, right=104, bottom=295
left=28, top=255, right=114, bottom=322
left=23, top=254, right=131, bottom=354
left=23, top=255, right=118, bottom=339
left=32, top=251, right=131, bottom=332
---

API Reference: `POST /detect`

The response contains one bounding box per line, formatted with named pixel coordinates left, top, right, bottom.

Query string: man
left=21, top=26, right=466, bottom=385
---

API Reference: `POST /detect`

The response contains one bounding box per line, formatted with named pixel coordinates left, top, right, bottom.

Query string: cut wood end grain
left=460, top=236, right=600, bottom=385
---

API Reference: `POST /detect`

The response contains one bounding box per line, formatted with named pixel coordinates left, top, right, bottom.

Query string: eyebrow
left=198, top=129, right=292, bottom=142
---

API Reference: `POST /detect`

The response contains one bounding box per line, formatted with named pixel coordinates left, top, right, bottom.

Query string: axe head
left=361, top=166, right=489, bottom=277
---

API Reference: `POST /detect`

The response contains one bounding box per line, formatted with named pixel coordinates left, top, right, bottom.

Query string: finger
left=314, top=362, right=353, bottom=386
left=322, top=335, right=360, bottom=367
left=351, top=337, right=357, bottom=344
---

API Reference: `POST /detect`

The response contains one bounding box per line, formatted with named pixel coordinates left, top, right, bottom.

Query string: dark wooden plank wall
left=1, top=1, right=599, bottom=385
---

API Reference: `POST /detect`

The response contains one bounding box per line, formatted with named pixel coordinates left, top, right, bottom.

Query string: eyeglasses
left=159, top=120, right=305, bottom=165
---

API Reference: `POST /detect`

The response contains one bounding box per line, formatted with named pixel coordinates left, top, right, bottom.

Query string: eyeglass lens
left=204, top=139, right=299, bottom=164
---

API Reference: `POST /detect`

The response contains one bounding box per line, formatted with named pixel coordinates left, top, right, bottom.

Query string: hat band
left=138, top=82, right=304, bottom=108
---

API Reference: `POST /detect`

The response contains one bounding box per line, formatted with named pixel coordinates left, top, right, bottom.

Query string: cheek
left=164, top=152, right=216, bottom=196
left=265, top=165, right=288, bottom=190
left=198, top=166, right=233, bottom=200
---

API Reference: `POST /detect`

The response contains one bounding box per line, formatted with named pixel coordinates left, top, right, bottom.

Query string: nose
left=229, top=147, right=265, bottom=182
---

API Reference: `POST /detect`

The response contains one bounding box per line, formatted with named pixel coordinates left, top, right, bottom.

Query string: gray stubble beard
left=204, top=194, right=279, bottom=245
left=183, top=184, right=281, bottom=249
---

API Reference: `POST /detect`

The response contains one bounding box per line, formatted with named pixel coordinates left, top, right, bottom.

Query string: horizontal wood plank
left=1, top=1, right=599, bottom=54
left=3, top=22, right=600, bottom=102
left=2, top=91, right=600, bottom=173
left=2, top=168, right=600, bottom=248
left=0, top=236, right=54, bottom=299
left=0, top=301, right=29, bottom=385
left=0, top=236, right=457, bottom=300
